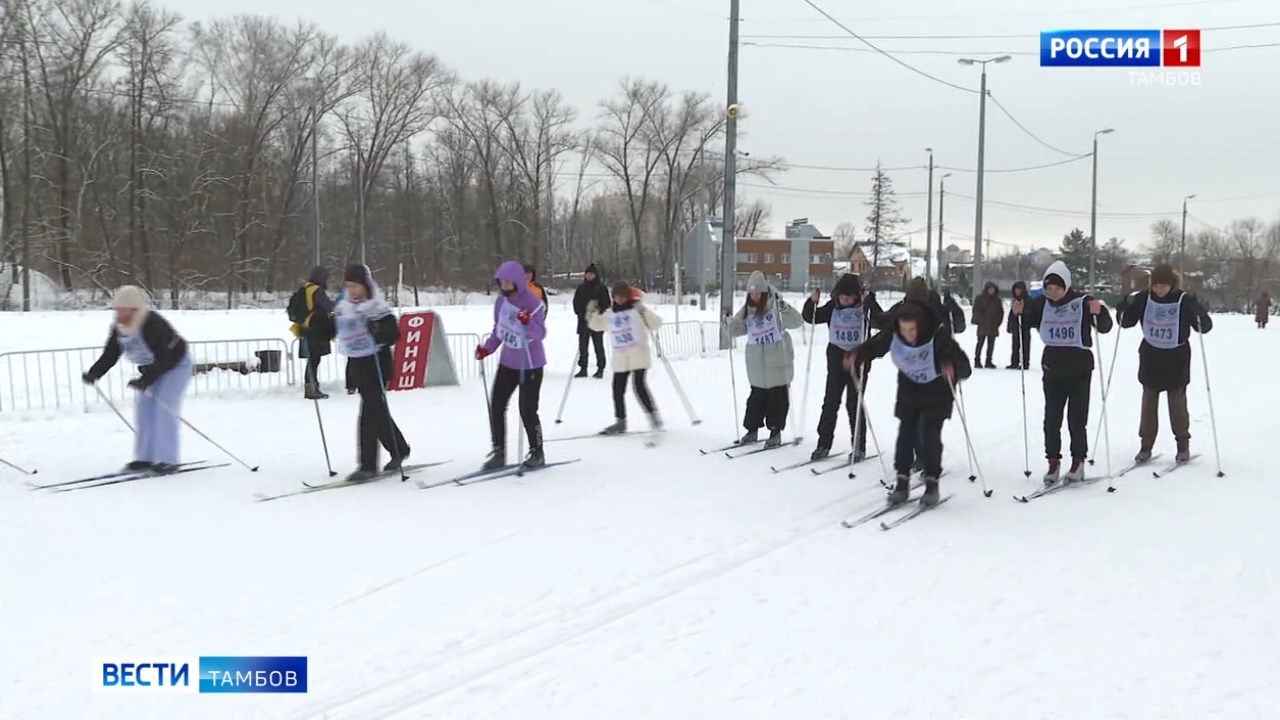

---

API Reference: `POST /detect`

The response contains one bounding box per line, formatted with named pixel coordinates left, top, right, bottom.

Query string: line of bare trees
left=0, top=0, right=784, bottom=309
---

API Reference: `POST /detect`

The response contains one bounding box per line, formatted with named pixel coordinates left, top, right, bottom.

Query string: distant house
left=849, top=242, right=912, bottom=290
left=735, top=218, right=835, bottom=291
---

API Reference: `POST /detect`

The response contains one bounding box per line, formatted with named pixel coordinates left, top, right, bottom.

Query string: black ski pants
left=352, top=356, right=409, bottom=471
left=613, top=369, right=655, bottom=419
left=1044, top=373, right=1091, bottom=461
left=894, top=411, right=945, bottom=478
left=975, top=336, right=996, bottom=366
left=815, top=350, right=867, bottom=453
left=744, top=385, right=789, bottom=432
left=578, top=331, right=606, bottom=372
left=1009, top=322, right=1032, bottom=368
left=490, top=365, right=544, bottom=449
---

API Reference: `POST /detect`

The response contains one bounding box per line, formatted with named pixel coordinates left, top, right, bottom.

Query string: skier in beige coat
left=726, top=270, right=804, bottom=447
left=589, top=281, right=665, bottom=434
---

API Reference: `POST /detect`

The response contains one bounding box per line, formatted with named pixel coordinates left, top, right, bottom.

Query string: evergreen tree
left=1057, top=228, right=1091, bottom=286
left=863, top=163, right=911, bottom=287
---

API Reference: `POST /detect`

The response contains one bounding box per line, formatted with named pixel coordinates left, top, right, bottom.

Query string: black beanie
left=1150, top=264, right=1178, bottom=287
left=344, top=264, right=373, bottom=296
left=585, top=263, right=599, bottom=276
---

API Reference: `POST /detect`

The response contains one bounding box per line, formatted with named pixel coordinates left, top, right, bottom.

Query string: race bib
left=1142, top=298, right=1182, bottom=350
left=497, top=300, right=527, bottom=350
left=747, top=310, right=782, bottom=345
left=609, top=309, right=640, bottom=349
left=118, top=332, right=155, bottom=366
left=829, top=306, right=865, bottom=351
left=337, top=313, right=375, bottom=358
left=890, top=335, right=940, bottom=384
left=1039, top=299, right=1086, bottom=349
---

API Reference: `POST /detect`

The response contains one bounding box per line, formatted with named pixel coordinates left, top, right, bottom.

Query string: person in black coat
left=880, top=277, right=966, bottom=335
left=1005, top=280, right=1033, bottom=369
left=572, top=263, right=610, bottom=378
left=1012, top=261, right=1113, bottom=485
left=802, top=272, right=883, bottom=461
left=293, top=265, right=336, bottom=399
left=849, top=296, right=973, bottom=507
left=1117, top=264, right=1212, bottom=464
left=82, top=285, right=193, bottom=474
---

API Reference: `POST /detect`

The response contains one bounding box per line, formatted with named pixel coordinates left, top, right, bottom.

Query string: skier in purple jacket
left=476, top=260, right=549, bottom=469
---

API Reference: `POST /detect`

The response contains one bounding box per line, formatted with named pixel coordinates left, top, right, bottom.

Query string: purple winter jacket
left=482, top=260, right=548, bottom=370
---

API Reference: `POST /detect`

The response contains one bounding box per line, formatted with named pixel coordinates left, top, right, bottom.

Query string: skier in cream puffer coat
left=589, top=281, right=664, bottom=434
left=725, top=270, right=804, bottom=448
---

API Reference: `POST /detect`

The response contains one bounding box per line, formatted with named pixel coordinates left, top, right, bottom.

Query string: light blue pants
left=134, top=355, right=192, bottom=464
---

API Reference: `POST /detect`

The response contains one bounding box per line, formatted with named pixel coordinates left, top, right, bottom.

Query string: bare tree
left=1145, top=218, right=1180, bottom=264
left=832, top=221, right=856, bottom=257
left=497, top=87, right=576, bottom=267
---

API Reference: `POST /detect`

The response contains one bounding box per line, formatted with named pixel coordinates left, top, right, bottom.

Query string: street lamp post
left=1180, top=194, right=1196, bottom=276
left=1088, top=127, right=1114, bottom=292
left=938, top=172, right=952, bottom=284
left=958, top=55, right=1011, bottom=300
left=925, top=147, right=934, bottom=283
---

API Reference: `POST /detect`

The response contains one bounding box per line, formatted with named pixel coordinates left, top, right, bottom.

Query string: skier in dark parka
left=1006, top=280, right=1032, bottom=369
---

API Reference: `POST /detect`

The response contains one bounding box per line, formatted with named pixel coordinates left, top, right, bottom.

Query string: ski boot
left=739, top=429, right=759, bottom=445
left=1043, top=459, right=1061, bottom=486
left=1005, top=362, right=1020, bottom=370
left=574, top=368, right=589, bottom=378
left=593, top=368, right=605, bottom=379
left=1175, top=442, right=1191, bottom=464
left=1134, top=447, right=1153, bottom=464
left=921, top=477, right=941, bottom=506
left=810, top=443, right=832, bottom=462
left=523, top=426, right=546, bottom=468
left=125, top=460, right=153, bottom=472
left=601, top=418, right=627, bottom=435
left=648, top=412, right=664, bottom=431
left=984, top=360, right=996, bottom=369
left=151, top=463, right=178, bottom=476
left=482, top=447, right=506, bottom=471
left=1064, top=458, right=1086, bottom=483
left=887, top=474, right=911, bottom=504
left=384, top=450, right=411, bottom=472
left=345, top=468, right=377, bottom=483
left=765, top=429, right=783, bottom=449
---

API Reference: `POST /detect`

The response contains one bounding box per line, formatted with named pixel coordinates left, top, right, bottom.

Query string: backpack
left=287, top=285, right=312, bottom=324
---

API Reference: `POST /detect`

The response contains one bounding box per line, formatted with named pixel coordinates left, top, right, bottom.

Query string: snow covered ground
left=1, top=297, right=1277, bottom=719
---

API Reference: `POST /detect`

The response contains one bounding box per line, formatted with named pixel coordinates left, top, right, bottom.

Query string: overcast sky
left=165, top=0, right=1279, bottom=257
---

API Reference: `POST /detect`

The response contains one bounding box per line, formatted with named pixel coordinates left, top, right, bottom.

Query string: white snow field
left=1, top=296, right=1277, bottom=720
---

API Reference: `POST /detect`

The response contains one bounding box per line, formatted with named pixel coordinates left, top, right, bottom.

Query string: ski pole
left=956, top=382, right=977, bottom=482
left=92, top=381, right=136, bottom=434
left=148, top=392, right=259, bottom=472
left=848, top=363, right=891, bottom=486
left=1018, top=315, right=1031, bottom=478
left=1089, top=324, right=1125, bottom=466
left=305, top=338, right=336, bottom=477
left=948, top=375, right=993, bottom=497
left=1198, top=330, right=1225, bottom=478
left=797, top=302, right=817, bottom=444
left=552, top=348, right=578, bottom=424
left=725, top=314, right=740, bottom=441
left=1089, top=322, right=1114, bottom=489
left=652, top=333, right=701, bottom=425
left=371, top=348, right=408, bottom=481
left=0, top=456, right=36, bottom=475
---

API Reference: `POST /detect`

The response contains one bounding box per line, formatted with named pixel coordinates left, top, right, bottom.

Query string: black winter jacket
left=86, top=311, right=189, bottom=390
left=1118, top=289, right=1212, bottom=391
left=860, top=299, right=973, bottom=421
left=1006, top=281, right=1030, bottom=334
left=572, top=280, right=610, bottom=335
left=1019, top=290, right=1114, bottom=380
left=347, top=314, right=400, bottom=391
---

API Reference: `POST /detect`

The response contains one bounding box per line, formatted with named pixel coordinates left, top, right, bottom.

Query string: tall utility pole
left=1180, top=194, right=1196, bottom=276
left=1088, top=127, right=1114, bottom=291
left=958, top=55, right=1011, bottom=300
left=719, top=0, right=741, bottom=344
left=311, top=81, right=322, bottom=268
left=924, top=147, right=934, bottom=282
left=938, top=173, right=951, bottom=284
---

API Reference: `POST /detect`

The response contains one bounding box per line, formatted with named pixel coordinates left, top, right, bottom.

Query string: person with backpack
left=288, top=266, right=336, bottom=399
left=589, top=281, right=664, bottom=434
left=82, top=286, right=193, bottom=475
left=573, top=263, right=610, bottom=378
left=336, top=264, right=409, bottom=481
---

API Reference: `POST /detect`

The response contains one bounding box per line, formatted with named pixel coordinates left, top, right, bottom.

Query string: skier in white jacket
left=589, top=281, right=664, bottom=434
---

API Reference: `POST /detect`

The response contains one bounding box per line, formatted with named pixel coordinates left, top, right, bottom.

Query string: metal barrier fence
left=0, top=338, right=293, bottom=412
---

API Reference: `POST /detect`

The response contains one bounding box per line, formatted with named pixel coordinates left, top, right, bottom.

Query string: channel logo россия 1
left=1040, top=29, right=1201, bottom=67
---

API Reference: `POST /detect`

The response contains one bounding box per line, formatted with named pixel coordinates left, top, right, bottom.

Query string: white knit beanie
left=112, top=285, right=148, bottom=310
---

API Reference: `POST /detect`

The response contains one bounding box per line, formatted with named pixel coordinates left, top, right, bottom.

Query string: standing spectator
left=572, top=263, right=610, bottom=378
left=1006, top=280, right=1032, bottom=369
left=971, top=281, right=1004, bottom=369
left=524, top=263, right=549, bottom=306
left=1255, top=291, right=1271, bottom=329
left=287, top=266, right=336, bottom=399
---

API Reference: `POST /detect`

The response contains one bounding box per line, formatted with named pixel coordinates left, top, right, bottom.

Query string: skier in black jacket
left=1005, top=280, right=1033, bottom=369
left=1117, top=264, right=1213, bottom=464
left=802, top=273, right=883, bottom=461
left=1012, top=261, right=1114, bottom=485
left=572, top=263, right=610, bottom=378
left=82, top=285, right=193, bottom=474
left=880, top=277, right=966, bottom=335
left=849, top=296, right=972, bottom=506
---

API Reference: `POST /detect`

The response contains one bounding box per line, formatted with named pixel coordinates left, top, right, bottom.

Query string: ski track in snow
left=1, top=302, right=1278, bottom=718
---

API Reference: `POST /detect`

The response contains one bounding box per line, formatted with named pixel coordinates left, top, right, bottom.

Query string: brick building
left=734, top=219, right=835, bottom=291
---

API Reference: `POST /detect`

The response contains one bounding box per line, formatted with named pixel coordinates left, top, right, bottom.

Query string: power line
left=987, top=93, right=1089, bottom=158
left=742, top=21, right=1280, bottom=40
left=739, top=181, right=929, bottom=197
left=736, top=0, right=1246, bottom=24
left=794, top=0, right=980, bottom=95
left=947, top=192, right=1178, bottom=218
left=742, top=42, right=1036, bottom=57
left=785, top=155, right=1091, bottom=174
